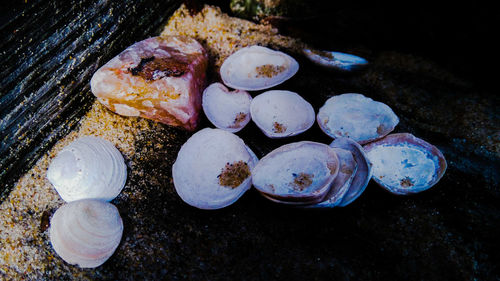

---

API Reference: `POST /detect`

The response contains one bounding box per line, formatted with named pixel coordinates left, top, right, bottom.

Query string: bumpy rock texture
left=91, top=36, right=208, bottom=130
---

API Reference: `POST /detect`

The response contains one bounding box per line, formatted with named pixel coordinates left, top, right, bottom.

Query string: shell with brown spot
left=172, top=128, right=258, bottom=209
left=303, top=49, right=368, bottom=72
left=250, top=90, right=315, bottom=138
left=220, top=45, right=299, bottom=91
left=202, top=82, right=252, bottom=133
left=252, top=141, right=339, bottom=205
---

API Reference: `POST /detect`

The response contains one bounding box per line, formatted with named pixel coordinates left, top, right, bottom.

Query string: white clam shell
left=330, top=137, right=373, bottom=207
left=252, top=141, right=339, bottom=205
left=172, top=128, right=258, bottom=209
left=49, top=199, right=123, bottom=268
left=220, top=45, right=299, bottom=91
left=303, top=48, right=368, bottom=71
left=310, top=147, right=357, bottom=208
left=202, top=82, right=252, bottom=132
left=317, top=93, right=399, bottom=144
left=363, top=133, right=447, bottom=195
left=47, top=136, right=127, bottom=202
left=250, top=90, right=315, bottom=138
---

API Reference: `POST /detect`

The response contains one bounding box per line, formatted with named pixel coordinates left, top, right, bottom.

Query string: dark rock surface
left=0, top=0, right=182, bottom=200
left=1, top=1, right=499, bottom=280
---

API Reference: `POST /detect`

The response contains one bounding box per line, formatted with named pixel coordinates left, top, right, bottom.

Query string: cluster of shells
left=175, top=45, right=447, bottom=209
left=47, top=136, right=126, bottom=268
left=44, top=43, right=447, bottom=268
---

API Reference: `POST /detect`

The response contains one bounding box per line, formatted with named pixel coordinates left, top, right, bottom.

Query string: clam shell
left=202, top=82, right=252, bottom=132
left=330, top=137, right=373, bottom=206
left=49, top=199, right=123, bottom=268
left=303, top=48, right=368, bottom=71
left=172, top=128, right=258, bottom=209
left=317, top=93, right=399, bottom=144
left=47, top=136, right=127, bottom=202
left=220, top=45, right=299, bottom=91
left=309, top=147, right=357, bottom=208
left=252, top=141, right=339, bottom=205
left=363, top=133, right=447, bottom=195
left=250, top=90, right=315, bottom=138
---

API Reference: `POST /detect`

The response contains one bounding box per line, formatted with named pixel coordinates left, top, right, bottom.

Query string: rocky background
left=0, top=0, right=182, bottom=200
left=1, top=0, right=498, bottom=280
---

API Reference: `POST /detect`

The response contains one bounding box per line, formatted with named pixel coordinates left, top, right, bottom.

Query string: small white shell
left=364, top=133, right=447, bottom=195
left=172, top=128, right=258, bottom=209
left=220, top=45, right=299, bottom=91
left=330, top=137, right=373, bottom=207
left=250, top=90, right=315, bottom=138
left=310, top=147, right=357, bottom=208
left=202, top=82, right=252, bottom=132
left=303, top=48, right=368, bottom=71
left=47, top=136, right=127, bottom=202
left=252, top=141, right=339, bottom=205
left=317, top=93, right=399, bottom=144
left=49, top=199, right=123, bottom=268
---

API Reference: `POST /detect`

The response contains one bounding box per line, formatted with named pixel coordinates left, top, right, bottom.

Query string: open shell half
left=303, top=48, right=368, bottom=71
left=252, top=141, right=339, bottom=205
left=331, top=137, right=373, bottom=206
left=220, top=45, right=299, bottom=91
left=363, top=133, right=447, bottom=195
left=309, top=147, right=357, bottom=208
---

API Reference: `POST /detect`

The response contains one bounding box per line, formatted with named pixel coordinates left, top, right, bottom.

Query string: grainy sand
left=160, top=4, right=302, bottom=68
left=0, top=4, right=301, bottom=279
left=0, top=102, right=152, bottom=279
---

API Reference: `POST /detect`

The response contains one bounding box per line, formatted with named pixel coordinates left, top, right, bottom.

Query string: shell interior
left=47, top=136, right=127, bottom=202
left=220, top=45, right=299, bottom=91
left=172, top=128, right=258, bottom=209
left=363, top=133, right=447, bottom=195
left=310, top=147, right=358, bottom=208
left=49, top=199, right=123, bottom=268
left=317, top=93, right=399, bottom=144
left=202, top=82, right=252, bottom=133
left=250, top=90, right=315, bottom=138
left=331, top=137, right=373, bottom=207
left=252, top=141, right=339, bottom=205
left=303, top=48, right=368, bottom=71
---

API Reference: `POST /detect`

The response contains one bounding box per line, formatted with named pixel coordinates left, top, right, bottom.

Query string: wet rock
left=91, top=36, right=208, bottom=130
